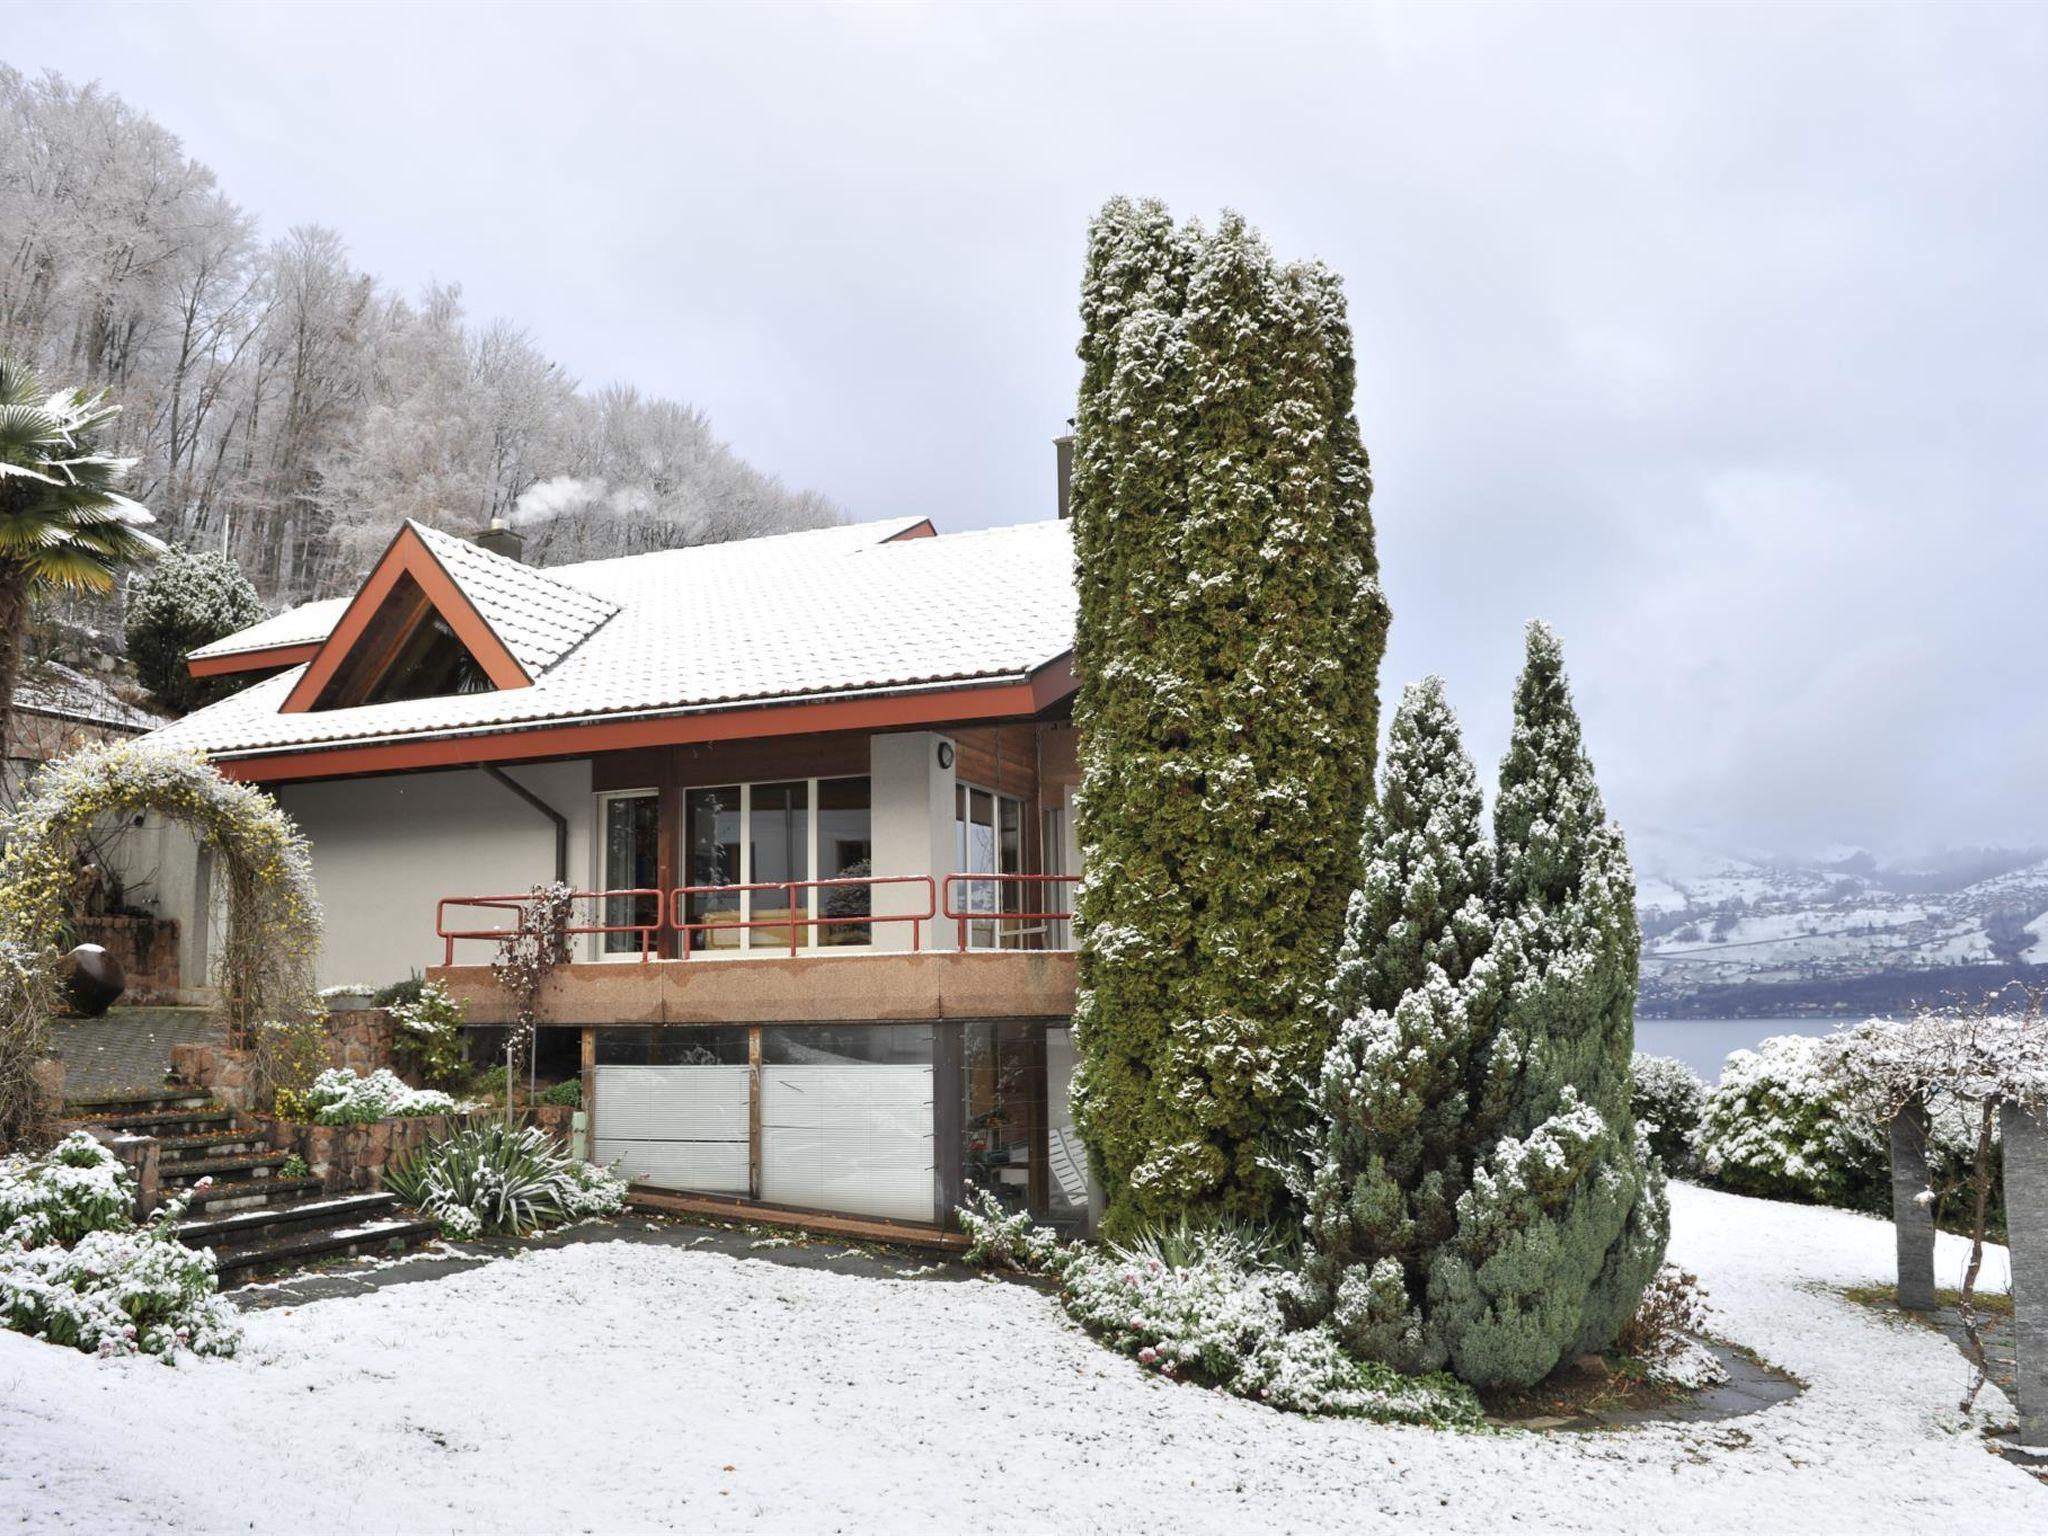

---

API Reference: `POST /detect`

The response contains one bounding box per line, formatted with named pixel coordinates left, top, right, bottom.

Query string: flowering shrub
left=385, top=1121, right=625, bottom=1237
left=1631, top=1052, right=1707, bottom=1172
left=292, top=1068, right=458, bottom=1125
left=253, top=1018, right=328, bottom=1116
left=1, top=1132, right=132, bottom=1246
left=389, top=981, right=469, bottom=1088
left=1694, top=1035, right=1888, bottom=1211
left=0, top=1137, right=240, bottom=1360
left=956, top=1190, right=1482, bottom=1428
left=0, top=1224, right=241, bottom=1359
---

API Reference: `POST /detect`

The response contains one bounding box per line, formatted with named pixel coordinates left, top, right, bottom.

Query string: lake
left=1633, top=1017, right=1863, bottom=1081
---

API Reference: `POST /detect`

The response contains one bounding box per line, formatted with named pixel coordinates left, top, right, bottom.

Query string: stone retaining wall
left=170, top=1008, right=406, bottom=1111
left=263, top=1111, right=470, bottom=1194
left=75, top=914, right=181, bottom=1002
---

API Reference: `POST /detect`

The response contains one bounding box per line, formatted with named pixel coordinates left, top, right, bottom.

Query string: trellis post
left=1889, top=1097, right=1936, bottom=1312
left=2003, top=1101, right=2048, bottom=1450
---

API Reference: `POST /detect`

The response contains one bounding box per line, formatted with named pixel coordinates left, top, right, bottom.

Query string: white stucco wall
left=275, top=761, right=595, bottom=989
left=868, top=731, right=956, bottom=952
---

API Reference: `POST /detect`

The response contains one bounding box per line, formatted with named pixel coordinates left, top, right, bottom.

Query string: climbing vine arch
left=0, top=743, right=322, bottom=1149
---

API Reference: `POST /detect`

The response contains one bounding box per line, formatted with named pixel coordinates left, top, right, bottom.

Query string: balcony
left=427, top=874, right=1079, bottom=1028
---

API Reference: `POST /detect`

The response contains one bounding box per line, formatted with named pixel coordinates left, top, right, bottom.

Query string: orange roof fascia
left=187, top=641, right=324, bottom=680
left=279, top=525, right=531, bottom=714
left=215, top=662, right=1078, bottom=786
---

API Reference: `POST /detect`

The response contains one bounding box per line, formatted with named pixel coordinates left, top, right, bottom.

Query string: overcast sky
left=12, top=2, right=2046, bottom=861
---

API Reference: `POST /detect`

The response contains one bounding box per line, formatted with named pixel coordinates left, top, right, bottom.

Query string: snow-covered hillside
left=1630, top=829, right=2048, bottom=1012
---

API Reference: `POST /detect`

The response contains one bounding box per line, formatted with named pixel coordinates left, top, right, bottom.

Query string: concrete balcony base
left=429, top=948, right=1078, bottom=1027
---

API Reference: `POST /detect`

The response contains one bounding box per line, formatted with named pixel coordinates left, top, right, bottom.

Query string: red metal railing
left=435, top=873, right=1079, bottom=962
left=941, top=873, right=1077, bottom=952
left=669, top=875, right=937, bottom=957
left=435, top=888, right=666, bottom=965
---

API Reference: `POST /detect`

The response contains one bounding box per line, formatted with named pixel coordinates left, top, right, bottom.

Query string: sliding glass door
left=678, top=778, right=871, bottom=953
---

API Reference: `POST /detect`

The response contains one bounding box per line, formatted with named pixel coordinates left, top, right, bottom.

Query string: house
left=147, top=502, right=1089, bottom=1242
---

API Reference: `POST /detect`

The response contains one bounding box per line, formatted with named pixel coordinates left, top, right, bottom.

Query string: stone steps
left=63, top=1086, right=215, bottom=1117
left=203, top=1214, right=443, bottom=1285
left=68, top=1106, right=235, bottom=1137
left=182, top=1175, right=324, bottom=1214
left=66, top=1091, right=441, bottom=1284
left=178, top=1190, right=404, bottom=1250
left=158, top=1129, right=273, bottom=1162
left=160, top=1150, right=294, bottom=1187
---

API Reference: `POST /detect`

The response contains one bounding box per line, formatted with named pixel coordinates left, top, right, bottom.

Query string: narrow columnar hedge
left=1069, top=198, right=1390, bottom=1236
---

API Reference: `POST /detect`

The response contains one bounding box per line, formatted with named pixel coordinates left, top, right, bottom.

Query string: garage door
left=760, top=1064, right=935, bottom=1223
left=591, top=1064, right=750, bottom=1194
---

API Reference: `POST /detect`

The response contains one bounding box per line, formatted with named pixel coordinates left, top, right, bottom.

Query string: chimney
left=474, top=514, right=525, bottom=563
left=1054, top=433, right=1075, bottom=520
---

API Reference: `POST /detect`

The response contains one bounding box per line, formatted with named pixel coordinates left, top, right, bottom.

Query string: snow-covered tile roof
left=187, top=597, right=348, bottom=661
left=405, top=521, right=618, bottom=676
left=13, top=663, right=163, bottom=733
left=149, top=517, right=1075, bottom=759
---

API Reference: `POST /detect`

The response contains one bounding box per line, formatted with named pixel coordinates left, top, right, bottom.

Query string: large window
left=678, top=778, right=871, bottom=953
left=598, top=791, right=661, bottom=956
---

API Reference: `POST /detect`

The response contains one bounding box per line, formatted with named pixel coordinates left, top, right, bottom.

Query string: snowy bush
left=1694, top=1036, right=1887, bottom=1211
left=558, top=1157, right=629, bottom=1221
left=385, top=1121, right=623, bottom=1237
left=1631, top=1053, right=1707, bottom=1171
left=388, top=981, right=469, bottom=1088
left=0, top=1131, right=132, bottom=1246
left=294, top=1068, right=458, bottom=1125
left=0, top=1138, right=240, bottom=1360
left=957, top=1191, right=1482, bottom=1428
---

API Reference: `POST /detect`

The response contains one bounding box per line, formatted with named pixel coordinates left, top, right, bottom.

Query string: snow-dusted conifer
left=1069, top=199, right=1390, bottom=1235
left=1428, top=623, right=1667, bottom=1389
left=1288, top=679, right=1497, bottom=1370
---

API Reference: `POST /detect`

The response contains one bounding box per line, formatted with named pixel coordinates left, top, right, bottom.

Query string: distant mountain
left=1628, top=828, right=2048, bottom=1016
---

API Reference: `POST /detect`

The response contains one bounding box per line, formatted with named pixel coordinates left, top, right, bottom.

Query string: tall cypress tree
left=1287, top=679, right=1497, bottom=1370
left=1069, top=200, right=1390, bottom=1235
left=1427, top=623, right=1667, bottom=1389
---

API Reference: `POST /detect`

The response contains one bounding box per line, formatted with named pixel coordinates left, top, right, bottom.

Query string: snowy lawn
left=1, top=1184, right=2040, bottom=1533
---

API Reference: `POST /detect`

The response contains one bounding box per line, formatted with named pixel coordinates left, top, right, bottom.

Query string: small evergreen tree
left=1069, top=199, right=1390, bottom=1235
left=1288, top=679, right=1497, bottom=1370
left=124, top=548, right=265, bottom=714
left=1427, top=623, right=1667, bottom=1389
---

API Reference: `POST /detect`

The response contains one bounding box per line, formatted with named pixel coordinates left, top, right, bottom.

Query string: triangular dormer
left=282, top=521, right=617, bottom=714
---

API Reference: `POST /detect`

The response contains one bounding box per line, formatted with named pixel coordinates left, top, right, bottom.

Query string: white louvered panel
left=593, top=1065, right=750, bottom=1141
left=760, top=1066, right=935, bottom=1222
left=595, top=1137, right=748, bottom=1194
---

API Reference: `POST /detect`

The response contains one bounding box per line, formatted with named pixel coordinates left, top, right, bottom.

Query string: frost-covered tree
left=1427, top=623, right=1667, bottom=1390
left=123, top=547, right=265, bottom=714
left=1287, top=679, right=1498, bottom=1370
left=0, top=68, right=835, bottom=609
left=1069, top=198, right=1391, bottom=1235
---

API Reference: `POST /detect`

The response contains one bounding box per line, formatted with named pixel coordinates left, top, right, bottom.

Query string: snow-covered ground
left=1, top=1186, right=2039, bottom=1533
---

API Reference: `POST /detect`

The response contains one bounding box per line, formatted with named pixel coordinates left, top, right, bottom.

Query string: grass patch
left=1840, top=1283, right=2013, bottom=1320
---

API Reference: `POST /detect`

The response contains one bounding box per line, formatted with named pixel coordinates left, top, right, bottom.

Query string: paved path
left=49, top=1006, right=220, bottom=1095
